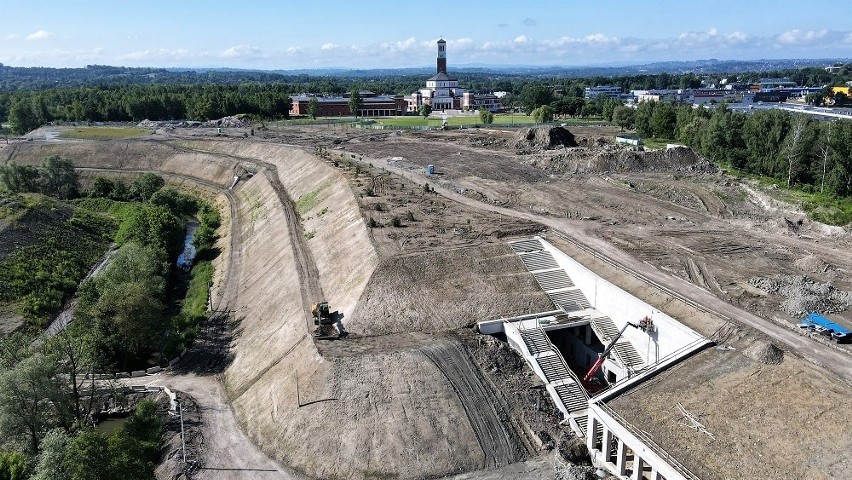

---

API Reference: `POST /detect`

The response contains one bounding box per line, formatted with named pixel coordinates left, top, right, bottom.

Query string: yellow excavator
left=311, top=301, right=348, bottom=339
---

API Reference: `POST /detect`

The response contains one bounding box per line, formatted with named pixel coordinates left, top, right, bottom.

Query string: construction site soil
left=2, top=122, right=850, bottom=480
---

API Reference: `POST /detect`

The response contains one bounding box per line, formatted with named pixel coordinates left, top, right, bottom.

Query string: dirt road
left=367, top=156, right=852, bottom=384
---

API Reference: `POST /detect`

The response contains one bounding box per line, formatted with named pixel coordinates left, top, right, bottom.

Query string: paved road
left=369, top=157, right=852, bottom=385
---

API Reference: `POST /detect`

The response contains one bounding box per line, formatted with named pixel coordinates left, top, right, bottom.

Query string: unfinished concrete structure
left=480, top=237, right=711, bottom=479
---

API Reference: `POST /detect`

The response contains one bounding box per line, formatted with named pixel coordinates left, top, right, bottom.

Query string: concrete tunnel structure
left=478, top=237, right=711, bottom=480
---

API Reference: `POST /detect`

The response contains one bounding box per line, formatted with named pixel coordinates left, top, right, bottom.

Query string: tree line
left=3, top=84, right=295, bottom=133
left=630, top=102, right=852, bottom=201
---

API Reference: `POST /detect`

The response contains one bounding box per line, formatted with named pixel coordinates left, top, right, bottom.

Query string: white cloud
left=117, top=48, right=190, bottom=62
left=726, top=31, right=749, bottom=43
left=221, top=44, right=264, bottom=58
left=844, top=33, right=852, bottom=44
left=5, top=33, right=18, bottom=40
left=777, top=29, right=828, bottom=45
left=26, top=30, right=54, bottom=41
left=320, top=43, right=338, bottom=51
left=513, top=35, right=528, bottom=44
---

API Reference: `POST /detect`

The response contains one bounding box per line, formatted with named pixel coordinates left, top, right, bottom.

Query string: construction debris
left=749, top=274, right=852, bottom=316
left=676, top=402, right=715, bottom=440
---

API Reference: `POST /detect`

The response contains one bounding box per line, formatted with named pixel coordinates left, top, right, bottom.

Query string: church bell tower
left=436, top=39, right=447, bottom=74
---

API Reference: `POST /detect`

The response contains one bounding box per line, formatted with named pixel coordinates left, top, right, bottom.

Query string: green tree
left=129, top=173, right=164, bottom=202
left=8, top=99, right=41, bottom=134
left=418, top=103, right=432, bottom=119
left=827, top=120, right=852, bottom=196
left=650, top=102, right=677, bottom=138
left=0, top=353, right=73, bottom=453
left=782, top=114, right=817, bottom=187
left=307, top=96, right=319, bottom=120
left=89, top=177, right=115, bottom=198
left=348, top=90, right=363, bottom=118
left=46, top=323, right=101, bottom=425
left=0, top=451, right=29, bottom=480
left=611, top=106, right=634, bottom=131
left=39, top=156, right=79, bottom=199
left=531, top=105, right=554, bottom=123
left=65, top=431, right=111, bottom=480
left=742, top=109, right=789, bottom=177
left=519, top=85, right=554, bottom=114
left=478, top=107, right=494, bottom=124
left=634, top=101, right=656, bottom=137
left=601, top=98, right=621, bottom=122
left=0, top=163, right=40, bottom=193
left=32, top=429, right=71, bottom=480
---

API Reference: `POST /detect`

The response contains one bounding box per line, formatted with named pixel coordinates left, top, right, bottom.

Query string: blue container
left=426, top=165, right=435, bottom=174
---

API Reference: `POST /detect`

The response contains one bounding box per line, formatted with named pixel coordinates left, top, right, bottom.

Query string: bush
left=390, top=216, right=402, bottom=227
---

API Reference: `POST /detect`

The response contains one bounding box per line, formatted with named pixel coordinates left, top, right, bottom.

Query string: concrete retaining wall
left=540, top=237, right=703, bottom=362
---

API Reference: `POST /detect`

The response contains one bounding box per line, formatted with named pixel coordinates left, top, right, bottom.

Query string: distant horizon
left=2, top=56, right=848, bottom=74
left=3, top=0, right=852, bottom=70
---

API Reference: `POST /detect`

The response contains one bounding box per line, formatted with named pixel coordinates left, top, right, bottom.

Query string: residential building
left=585, top=85, right=622, bottom=99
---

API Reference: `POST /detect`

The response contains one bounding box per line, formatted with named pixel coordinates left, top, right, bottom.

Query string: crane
left=582, top=316, right=653, bottom=385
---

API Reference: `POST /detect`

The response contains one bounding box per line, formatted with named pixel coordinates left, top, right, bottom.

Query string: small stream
left=43, top=219, right=200, bottom=339
left=177, top=220, right=199, bottom=272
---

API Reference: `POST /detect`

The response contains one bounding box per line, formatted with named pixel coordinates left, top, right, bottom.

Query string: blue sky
left=2, top=0, right=851, bottom=69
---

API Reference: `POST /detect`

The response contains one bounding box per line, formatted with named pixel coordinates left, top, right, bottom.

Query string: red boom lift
left=582, top=316, right=653, bottom=390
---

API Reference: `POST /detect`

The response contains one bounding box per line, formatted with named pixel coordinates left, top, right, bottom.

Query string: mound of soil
left=749, top=274, right=852, bottom=317
left=745, top=342, right=785, bottom=365
left=515, top=126, right=578, bottom=153
left=527, top=145, right=717, bottom=175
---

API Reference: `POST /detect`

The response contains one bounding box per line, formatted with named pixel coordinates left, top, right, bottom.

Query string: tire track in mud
left=421, top=340, right=527, bottom=469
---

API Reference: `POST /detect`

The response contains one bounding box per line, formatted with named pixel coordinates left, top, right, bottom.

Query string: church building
left=407, top=39, right=501, bottom=113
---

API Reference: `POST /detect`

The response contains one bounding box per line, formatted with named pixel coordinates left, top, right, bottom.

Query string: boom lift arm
left=582, top=315, right=653, bottom=384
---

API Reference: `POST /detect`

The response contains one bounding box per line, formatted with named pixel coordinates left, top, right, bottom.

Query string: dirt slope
left=352, top=245, right=553, bottom=335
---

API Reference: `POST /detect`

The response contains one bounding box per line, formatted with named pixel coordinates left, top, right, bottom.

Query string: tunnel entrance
left=545, top=324, right=606, bottom=391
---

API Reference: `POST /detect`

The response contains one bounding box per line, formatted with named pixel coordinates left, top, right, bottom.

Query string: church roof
left=427, top=72, right=456, bottom=81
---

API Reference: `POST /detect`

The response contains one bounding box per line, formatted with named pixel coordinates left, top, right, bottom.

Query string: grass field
left=58, top=126, right=151, bottom=140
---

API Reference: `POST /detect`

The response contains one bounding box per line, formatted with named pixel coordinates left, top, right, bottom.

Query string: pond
left=96, top=416, right=128, bottom=436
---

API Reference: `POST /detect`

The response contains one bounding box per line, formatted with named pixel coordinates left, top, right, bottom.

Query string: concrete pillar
left=650, top=466, right=663, bottom=480
left=616, top=438, right=628, bottom=475
left=602, top=427, right=613, bottom=463
left=632, top=456, right=645, bottom=480
left=587, top=415, right=598, bottom=453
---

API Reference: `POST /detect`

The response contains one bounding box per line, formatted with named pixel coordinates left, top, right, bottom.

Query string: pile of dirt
left=555, top=465, right=602, bottom=480
left=794, top=254, right=832, bottom=274
left=526, top=145, right=717, bottom=175
left=203, top=115, right=249, bottom=128
left=746, top=341, right=785, bottom=365
left=515, top=126, right=578, bottom=153
left=138, top=119, right=203, bottom=128
left=749, top=274, right=852, bottom=317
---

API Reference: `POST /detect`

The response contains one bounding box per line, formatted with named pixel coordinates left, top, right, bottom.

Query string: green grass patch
left=58, top=126, right=150, bottom=140
left=295, top=181, right=331, bottom=215
left=641, top=137, right=676, bottom=149
left=167, top=260, right=212, bottom=354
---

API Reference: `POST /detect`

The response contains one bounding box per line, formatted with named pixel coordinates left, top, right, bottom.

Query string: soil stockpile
left=515, top=126, right=578, bottom=153
left=749, top=274, right=852, bottom=317
left=526, top=145, right=717, bottom=175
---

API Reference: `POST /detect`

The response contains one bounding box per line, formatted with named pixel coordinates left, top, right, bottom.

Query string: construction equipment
left=311, top=301, right=348, bottom=339
left=582, top=317, right=653, bottom=385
